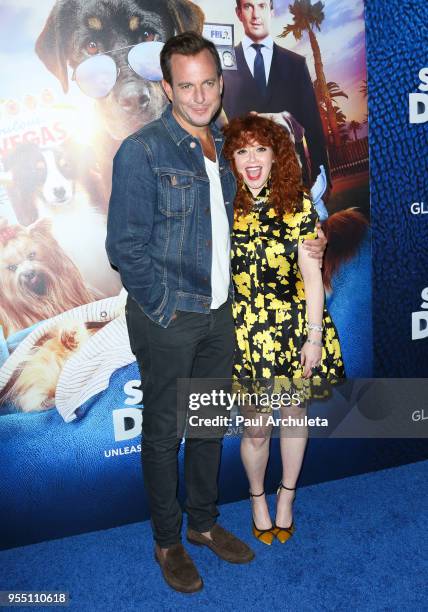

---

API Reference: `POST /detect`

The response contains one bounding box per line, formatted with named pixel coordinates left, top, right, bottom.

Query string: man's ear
left=162, top=79, right=173, bottom=102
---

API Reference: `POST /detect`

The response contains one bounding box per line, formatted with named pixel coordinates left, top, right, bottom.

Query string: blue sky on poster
left=0, top=0, right=367, bottom=124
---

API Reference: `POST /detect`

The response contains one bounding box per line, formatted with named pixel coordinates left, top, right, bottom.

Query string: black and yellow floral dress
left=231, top=184, right=345, bottom=404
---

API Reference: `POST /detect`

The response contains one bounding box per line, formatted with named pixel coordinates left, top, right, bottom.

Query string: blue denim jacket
left=106, top=105, right=236, bottom=328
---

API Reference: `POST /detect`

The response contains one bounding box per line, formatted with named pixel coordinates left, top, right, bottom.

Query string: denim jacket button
left=190, top=141, right=196, bottom=149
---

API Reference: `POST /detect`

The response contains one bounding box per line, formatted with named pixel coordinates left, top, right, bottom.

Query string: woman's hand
left=302, top=223, right=327, bottom=268
left=300, top=341, right=322, bottom=379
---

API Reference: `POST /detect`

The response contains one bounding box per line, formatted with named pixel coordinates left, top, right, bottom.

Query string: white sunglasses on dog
left=72, top=41, right=164, bottom=98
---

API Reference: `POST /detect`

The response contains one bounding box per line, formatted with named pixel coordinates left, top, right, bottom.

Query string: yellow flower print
left=234, top=215, right=250, bottom=231
left=236, top=335, right=247, bottom=352
left=258, top=309, right=268, bottom=324
left=234, top=271, right=251, bottom=299
left=255, top=294, right=265, bottom=308
left=245, top=311, right=258, bottom=327
left=231, top=185, right=344, bottom=404
left=289, top=226, right=300, bottom=241
left=271, top=242, right=285, bottom=255
left=332, top=340, right=341, bottom=359
left=282, top=211, right=301, bottom=228
left=253, top=329, right=274, bottom=349
left=250, top=216, right=261, bottom=232
left=265, top=248, right=279, bottom=269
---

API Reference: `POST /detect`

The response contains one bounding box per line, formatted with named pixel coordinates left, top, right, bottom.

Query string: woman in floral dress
left=223, top=115, right=344, bottom=545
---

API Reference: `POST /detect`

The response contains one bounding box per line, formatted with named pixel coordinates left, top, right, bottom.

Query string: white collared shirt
left=203, top=155, right=230, bottom=309
left=241, top=34, right=274, bottom=84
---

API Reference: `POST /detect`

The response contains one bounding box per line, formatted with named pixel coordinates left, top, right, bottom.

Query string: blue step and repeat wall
left=0, top=0, right=426, bottom=548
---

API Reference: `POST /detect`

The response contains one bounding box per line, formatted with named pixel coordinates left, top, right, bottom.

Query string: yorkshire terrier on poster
left=0, top=218, right=93, bottom=338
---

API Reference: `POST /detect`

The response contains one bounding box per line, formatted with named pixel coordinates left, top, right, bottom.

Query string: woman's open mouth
left=245, top=166, right=263, bottom=181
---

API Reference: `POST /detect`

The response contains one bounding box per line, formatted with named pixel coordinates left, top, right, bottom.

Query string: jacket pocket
left=159, top=172, right=195, bottom=217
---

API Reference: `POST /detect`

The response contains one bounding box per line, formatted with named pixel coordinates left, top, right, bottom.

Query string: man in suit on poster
left=222, top=0, right=330, bottom=189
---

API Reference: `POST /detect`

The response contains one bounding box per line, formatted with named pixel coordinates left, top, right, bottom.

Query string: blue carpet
left=1, top=460, right=426, bottom=611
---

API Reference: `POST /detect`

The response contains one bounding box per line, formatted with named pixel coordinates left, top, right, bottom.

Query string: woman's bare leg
left=276, top=402, right=308, bottom=527
left=240, top=407, right=273, bottom=529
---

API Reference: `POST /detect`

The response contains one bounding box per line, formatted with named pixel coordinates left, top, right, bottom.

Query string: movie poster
left=0, top=0, right=371, bottom=547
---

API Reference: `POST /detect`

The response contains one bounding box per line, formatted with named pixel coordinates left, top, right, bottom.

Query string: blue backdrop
left=366, top=0, right=428, bottom=375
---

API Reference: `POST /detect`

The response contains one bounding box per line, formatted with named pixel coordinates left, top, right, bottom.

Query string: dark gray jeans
left=125, top=295, right=235, bottom=547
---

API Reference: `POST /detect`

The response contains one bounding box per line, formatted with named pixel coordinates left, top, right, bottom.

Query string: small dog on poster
left=3, top=141, right=121, bottom=297
left=3, top=320, right=94, bottom=412
left=2, top=141, right=107, bottom=224
left=35, top=0, right=204, bottom=141
left=34, top=0, right=205, bottom=196
left=0, top=218, right=93, bottom=338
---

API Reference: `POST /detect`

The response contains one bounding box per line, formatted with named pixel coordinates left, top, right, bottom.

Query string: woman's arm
left=297, top=243, right=324, bottom=378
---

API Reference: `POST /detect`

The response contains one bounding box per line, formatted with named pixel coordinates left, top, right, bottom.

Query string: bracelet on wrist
left=307, top=323, right=323, bottom=332
left=306, top=338, right=323, bottom=347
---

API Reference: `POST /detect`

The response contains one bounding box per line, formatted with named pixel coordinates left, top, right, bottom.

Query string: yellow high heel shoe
left=274, top=482, right=296, bottom=544
left=250, top=490, right=276, bottom=546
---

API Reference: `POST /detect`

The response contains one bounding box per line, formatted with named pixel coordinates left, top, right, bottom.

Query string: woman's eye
left=7, top=264, right=17, bottom=272
left=257, top=147, right=267, bottom=152
left=236, top=149, right=247, bottom=155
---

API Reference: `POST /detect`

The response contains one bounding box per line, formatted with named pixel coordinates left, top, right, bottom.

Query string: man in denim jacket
left=106, top=32, right=254, bottom=593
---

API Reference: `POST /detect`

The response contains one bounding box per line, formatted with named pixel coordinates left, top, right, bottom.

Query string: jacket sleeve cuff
left=144, top=286, right=178, bottom=328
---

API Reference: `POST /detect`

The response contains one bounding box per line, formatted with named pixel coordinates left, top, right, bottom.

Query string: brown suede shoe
left=187, top=524, right=255, bottom=564
left=154, top=543, right=203, bottom=593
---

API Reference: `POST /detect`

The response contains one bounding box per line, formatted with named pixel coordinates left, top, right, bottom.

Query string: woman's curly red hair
left=222, top=114, right=306, bottom=217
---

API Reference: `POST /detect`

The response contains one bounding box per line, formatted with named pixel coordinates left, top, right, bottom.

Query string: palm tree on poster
left=326, top=81, right=349, bottom=102
left=348, top=120, right=362, bottom=141
left=314, top=79, right=348, bottom=137
left=279, top=0, right=341, bottom=146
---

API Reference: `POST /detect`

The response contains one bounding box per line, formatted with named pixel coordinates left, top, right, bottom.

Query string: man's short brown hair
left=160, top=31, right=222, bottom=85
